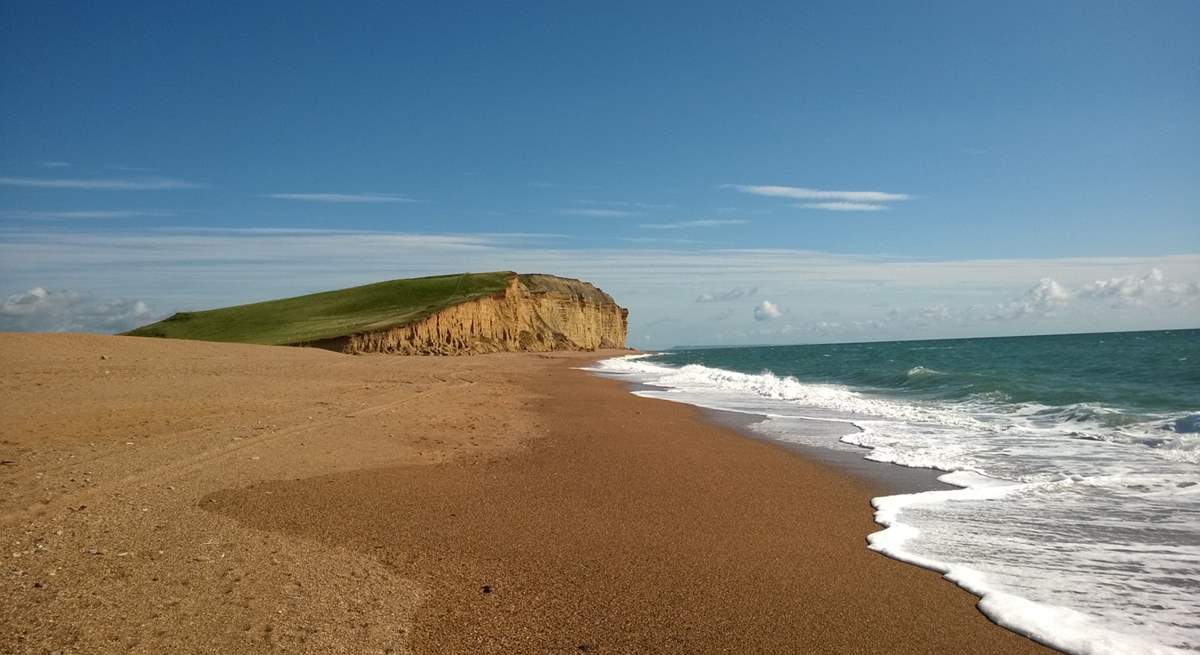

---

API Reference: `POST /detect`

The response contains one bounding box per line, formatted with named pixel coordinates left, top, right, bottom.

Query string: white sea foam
left=590, top=355, right=1200, bottom=654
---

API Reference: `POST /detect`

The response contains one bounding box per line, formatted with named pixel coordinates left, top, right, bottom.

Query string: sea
left=590, top=329, right=1199, bottom=655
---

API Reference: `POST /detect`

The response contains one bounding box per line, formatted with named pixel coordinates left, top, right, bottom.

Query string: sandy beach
left=0, top=334, right=1053, bottom=654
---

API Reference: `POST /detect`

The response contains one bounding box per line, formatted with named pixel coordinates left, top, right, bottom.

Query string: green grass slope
left=124, top=271, right=514, bottom=346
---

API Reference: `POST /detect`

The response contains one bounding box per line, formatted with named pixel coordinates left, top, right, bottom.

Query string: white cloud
left=639, top=219, right=749, bottom=229
left=560, top=208, right=641, bottom=217
left=696, top=286, right=757, bottom=303
left=988, top=278, right=1072, bottom=320
left=37, top=161, right=71, bottom=168
left=982, top=270, right=1199, bottom=321
left=262, top=193, right=418, bottom=203
left=839, top=269, right=1199, bottom=334
left=0, top=210, right=174, bottom=220
left=0, top=176, right=203, bottom=190
left=1027, top=277, right=1071, bottom=309
left=724, top=184, right=911, bottom=203
left=754, top=300, right=783, bottom=321
left=0, top=287, right=155, bottom=333
left=798, top=202, right=888, bottom=212
left=1078, top=268, right=1200, bottom=306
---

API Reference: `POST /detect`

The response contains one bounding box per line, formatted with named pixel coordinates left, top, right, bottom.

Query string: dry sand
left=0, top=333, right=1054, bottom=654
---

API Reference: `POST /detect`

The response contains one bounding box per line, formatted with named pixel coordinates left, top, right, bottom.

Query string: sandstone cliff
left=316, top=274, right=628, bottom=355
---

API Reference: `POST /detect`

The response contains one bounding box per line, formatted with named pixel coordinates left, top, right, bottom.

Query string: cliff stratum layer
left=333, top=275, right=627, bottom=355
left=124, top=272, right=628, bottom=355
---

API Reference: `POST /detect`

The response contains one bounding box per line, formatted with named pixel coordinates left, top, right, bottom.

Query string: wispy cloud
left=37, top=161, right=71, bottom=168
left=262, top=193, right=418, bottom=203
left=561, top=208, right=641, bottom=218
left=620, top=237, right=700, bottom=244
left=723, top=184, right=911, bottom=203
left=696, top=286, right=757, bottom=303
left=798, top=202, right=888, bottom=212
left=0, top=176, right=203, bottom=190
left=644, top=316, right=680, bottom=328
left=578, top=199, right=673, bottom=210
left=143, top=227, right=493, bottom=248
left=0, top=209, right=174, bottom=220
left=639, top=219, right=749, bottom=229
left=477, top=232, right=569, bottom=238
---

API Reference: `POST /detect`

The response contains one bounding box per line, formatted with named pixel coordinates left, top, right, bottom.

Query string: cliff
left=124, top=272, right=629, bottom=355
left=322, top=274, right=628, bottom=355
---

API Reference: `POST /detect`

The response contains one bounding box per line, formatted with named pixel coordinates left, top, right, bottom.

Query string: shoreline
left=209, top=350, right=1053, bottom=653
left=1, top=335, right=1054, bottom=653
left=698, top=407, right=958, bottom=496
left=617, top=376, right=954, bottom=495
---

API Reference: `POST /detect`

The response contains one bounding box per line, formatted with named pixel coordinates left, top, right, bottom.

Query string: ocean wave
left=597, top=356, right=988, bottom=428
left=596, top=356, right=1198, bottom=461
left=868, top=474, right=1191, bottom=655
left=591, top=354, right=1200, bottom=653
left=906, top=365, right=940, bottom=377
left=1173, top=414, right=1200, bottom=433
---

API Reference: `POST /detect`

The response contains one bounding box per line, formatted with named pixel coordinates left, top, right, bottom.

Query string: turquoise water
left=594, top=329, right=1199, bottom=654
left=654, top=330, right=1199, bottom=429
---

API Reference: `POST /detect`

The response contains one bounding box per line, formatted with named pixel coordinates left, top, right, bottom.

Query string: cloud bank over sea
left=2, top=227, right=1196, bottom=347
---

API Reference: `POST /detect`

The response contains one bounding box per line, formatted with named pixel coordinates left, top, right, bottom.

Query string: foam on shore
left=590, top=354, right=1199, bottom=655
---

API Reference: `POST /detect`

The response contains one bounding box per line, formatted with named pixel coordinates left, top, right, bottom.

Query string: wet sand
left=698, top=408, right=958, bottom=495
left=0, top=334, right=1054, bottom=653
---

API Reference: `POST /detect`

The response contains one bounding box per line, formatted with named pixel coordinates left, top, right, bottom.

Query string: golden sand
left=0, top=334, right=1052, bottom=653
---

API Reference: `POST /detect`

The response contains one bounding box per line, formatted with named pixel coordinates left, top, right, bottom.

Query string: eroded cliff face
left=333, top=274, right=628, bottom=355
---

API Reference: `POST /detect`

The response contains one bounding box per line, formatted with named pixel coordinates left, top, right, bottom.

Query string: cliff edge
left=322, top=274, right=627, bottom=355
left=125, top=272, right=629, bottom=355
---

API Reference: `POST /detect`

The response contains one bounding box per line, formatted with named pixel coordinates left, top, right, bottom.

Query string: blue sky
left=2, top=1, right=1197, bottom=347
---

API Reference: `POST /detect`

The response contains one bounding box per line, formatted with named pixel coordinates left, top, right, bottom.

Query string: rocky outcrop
left=323, top=274, right=628, bottom=355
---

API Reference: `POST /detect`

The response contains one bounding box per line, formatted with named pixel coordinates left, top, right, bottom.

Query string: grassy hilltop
left=124, top=271, right=514, bottom=346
